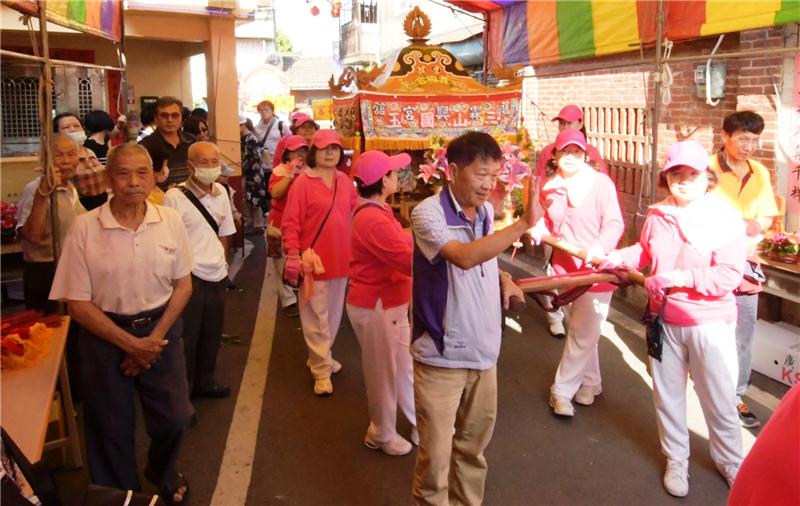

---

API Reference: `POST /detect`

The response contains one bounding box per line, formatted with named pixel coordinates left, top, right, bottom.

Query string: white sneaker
left=548, top=321, right=566, bottom=338
left=410, top=427, right=419, bottom=446
left=549, top=394, right=574, bottom=417
left=574, top=384, right=602, bottom=406
left=313, top=378, right=333, bottom=396
left=663, top=459, right=689, bottom=497
left=364, top=433, right=412, bottom=456
left=306, top=359, right=342, bottom=374
left=715, top=462, right=739, bottom=488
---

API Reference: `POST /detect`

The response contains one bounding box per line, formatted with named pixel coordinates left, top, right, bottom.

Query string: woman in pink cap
left=281, top=129, right=357, bottom=395
left=534, top=104, right=609, bottom=342
left=267, top=134, right=309, bottom=316
left=290, top=112, right=320, bottom=144
left=600, top=140, right=745, bottom=497
left=347, top=150, right=417, bottom=456
left=529, top=129, right=624, bottom=418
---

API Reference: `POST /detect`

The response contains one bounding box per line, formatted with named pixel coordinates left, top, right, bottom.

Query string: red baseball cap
left=310, top=129, right=342, bottom=149
left=662, top=140, right=710, bottom=173
left=552, top=104, right=584, bottom=123
left=555, top=129, right=588, bottom=151
left=354, top=150, right=411, bottom=185
left=292, top=112, right=319, bottom=130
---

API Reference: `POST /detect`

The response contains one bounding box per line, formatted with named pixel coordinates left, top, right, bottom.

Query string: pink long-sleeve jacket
left=616, top=194, right=746, bottom=326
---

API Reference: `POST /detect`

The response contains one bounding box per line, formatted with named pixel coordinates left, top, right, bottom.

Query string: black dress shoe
left=284, top=303, right=299, bottom=317
left=192, top=383, right=231, bottom=399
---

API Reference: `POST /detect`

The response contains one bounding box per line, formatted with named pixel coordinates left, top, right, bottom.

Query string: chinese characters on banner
left=788, top=53, right=800, bottom=231
left=359, top=92, right=521, bottom=143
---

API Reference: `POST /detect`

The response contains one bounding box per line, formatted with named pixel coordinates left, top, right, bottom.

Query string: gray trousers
left=734, top=293, right=759, bottom=397
left=182, top=275, right=227, bottom=392
left=77, top=318, right=194, bottom=493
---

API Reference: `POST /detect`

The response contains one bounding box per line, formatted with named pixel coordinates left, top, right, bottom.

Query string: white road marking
left=210, top=257, right=278, bottom=505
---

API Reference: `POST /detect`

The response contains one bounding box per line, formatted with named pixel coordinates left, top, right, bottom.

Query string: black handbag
left=1, top=427, right=164, bottom=506
left=641, top=289, right=670, bottom=362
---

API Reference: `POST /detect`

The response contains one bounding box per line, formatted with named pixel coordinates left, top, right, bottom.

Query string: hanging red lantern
left=330, top=0, right=341, bottom=17
left=310, top=5, right=320, bottom=16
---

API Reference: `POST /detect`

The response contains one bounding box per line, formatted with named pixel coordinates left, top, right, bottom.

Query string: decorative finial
left=403, top=6, right=431, bottom=44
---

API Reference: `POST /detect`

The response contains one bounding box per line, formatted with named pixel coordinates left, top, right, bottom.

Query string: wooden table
left=757, top=255, right=800, bottom=304
left=1, top=316, right=82, bottom=466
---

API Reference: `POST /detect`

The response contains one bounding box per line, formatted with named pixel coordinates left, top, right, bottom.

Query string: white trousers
left=651, top=321, right=742, bottom=466
left=298, top=277, right=347, bottom=379
left=272, top=253, right=297, bottom=308
left=347, top=300, right=416, bottom=443
left=542, top=257, right=565, bottom=326
left=551, top=291, right=612, bottom=398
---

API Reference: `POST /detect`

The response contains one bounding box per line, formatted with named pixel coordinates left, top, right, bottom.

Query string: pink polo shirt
left=545, top=172, right=624, bottom=292
left=616, top=196, right=746, bottom=326
left=281, top=168, right=357, bottom=280
left=347, top=201, right=412, bottom=309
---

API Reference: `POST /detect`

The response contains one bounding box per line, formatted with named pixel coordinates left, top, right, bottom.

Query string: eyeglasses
left=733, top=135, right=760, bottom=149
left=158, top=112, right=181, bottom=120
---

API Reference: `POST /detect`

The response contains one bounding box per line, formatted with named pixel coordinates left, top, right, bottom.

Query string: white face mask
left=194, top=165, right=221, bottom=185
left=66, top=130, right=87, bottom=145
left=557, top=154, right=583, bottom=175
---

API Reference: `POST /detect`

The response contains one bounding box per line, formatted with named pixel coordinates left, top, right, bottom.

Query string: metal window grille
left=583, top=105, right=653, bottom=195
left=1, top=76, right=41, bottom=138
left=360, top=0, right=377, bottom=23
left=77, top=76, right=93, bottom=120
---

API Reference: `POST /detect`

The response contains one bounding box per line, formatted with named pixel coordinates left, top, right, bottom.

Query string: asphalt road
left=52, top=236, right=787, bottom=505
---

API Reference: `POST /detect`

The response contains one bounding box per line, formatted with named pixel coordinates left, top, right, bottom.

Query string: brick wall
left=523, top=26, right=789, bottom=244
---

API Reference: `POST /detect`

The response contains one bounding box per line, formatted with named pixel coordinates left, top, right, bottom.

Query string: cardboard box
left=751, top=320, right=800, bottom=387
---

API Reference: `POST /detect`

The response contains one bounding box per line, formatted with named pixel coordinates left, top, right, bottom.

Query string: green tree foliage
left=276, top=29, right=293, bottom=53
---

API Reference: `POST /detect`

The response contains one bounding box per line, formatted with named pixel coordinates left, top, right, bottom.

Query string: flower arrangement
left=491, top=125, right=535, bottom=217
left=760, top=231, right=800, bottom=264
left=417, top=134, right=450, bottom=186
left=1, top=201, right=18, bottom=238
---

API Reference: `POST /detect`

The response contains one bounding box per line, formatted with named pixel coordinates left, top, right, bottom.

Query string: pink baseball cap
left=284, top=135, right=308, bottom=152
left=552, top=104, right=584, bottom=123
left=292, top=112, right=318, bottom=130
left=310, top=129, right=342, bottom=149
left=555, top=129, right=588, bottom=151
left=354, top=150, right=411, bottom=185
left=662, top=140, right=710, bottom=173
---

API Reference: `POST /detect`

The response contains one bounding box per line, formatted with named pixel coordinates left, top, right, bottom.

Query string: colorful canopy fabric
left=2, top=0, right=122, bottom=42
left=449, top=0, right=800, bottom=67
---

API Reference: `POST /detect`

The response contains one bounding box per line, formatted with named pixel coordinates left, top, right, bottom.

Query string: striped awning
left=1, top=0, right=123, bottom=42
left=448, top=0, right=800, bottom=67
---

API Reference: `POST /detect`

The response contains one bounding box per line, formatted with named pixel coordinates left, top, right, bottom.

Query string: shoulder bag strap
left=353, top=202, right=384, bottom=218
left=309, top=176, right=338, bottom=250
left=180, top=186, right=220, bottom=235
left=259, top=119, right=276, bottom=147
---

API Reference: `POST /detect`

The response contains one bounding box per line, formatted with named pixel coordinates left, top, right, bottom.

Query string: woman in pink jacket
left=530, top=129, right=624, bottom=417
left=282, top=130, right=357, bottom=396
left=347, top=150, right=417, bottom=456
left=602, top=141, right=745, bottom=497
